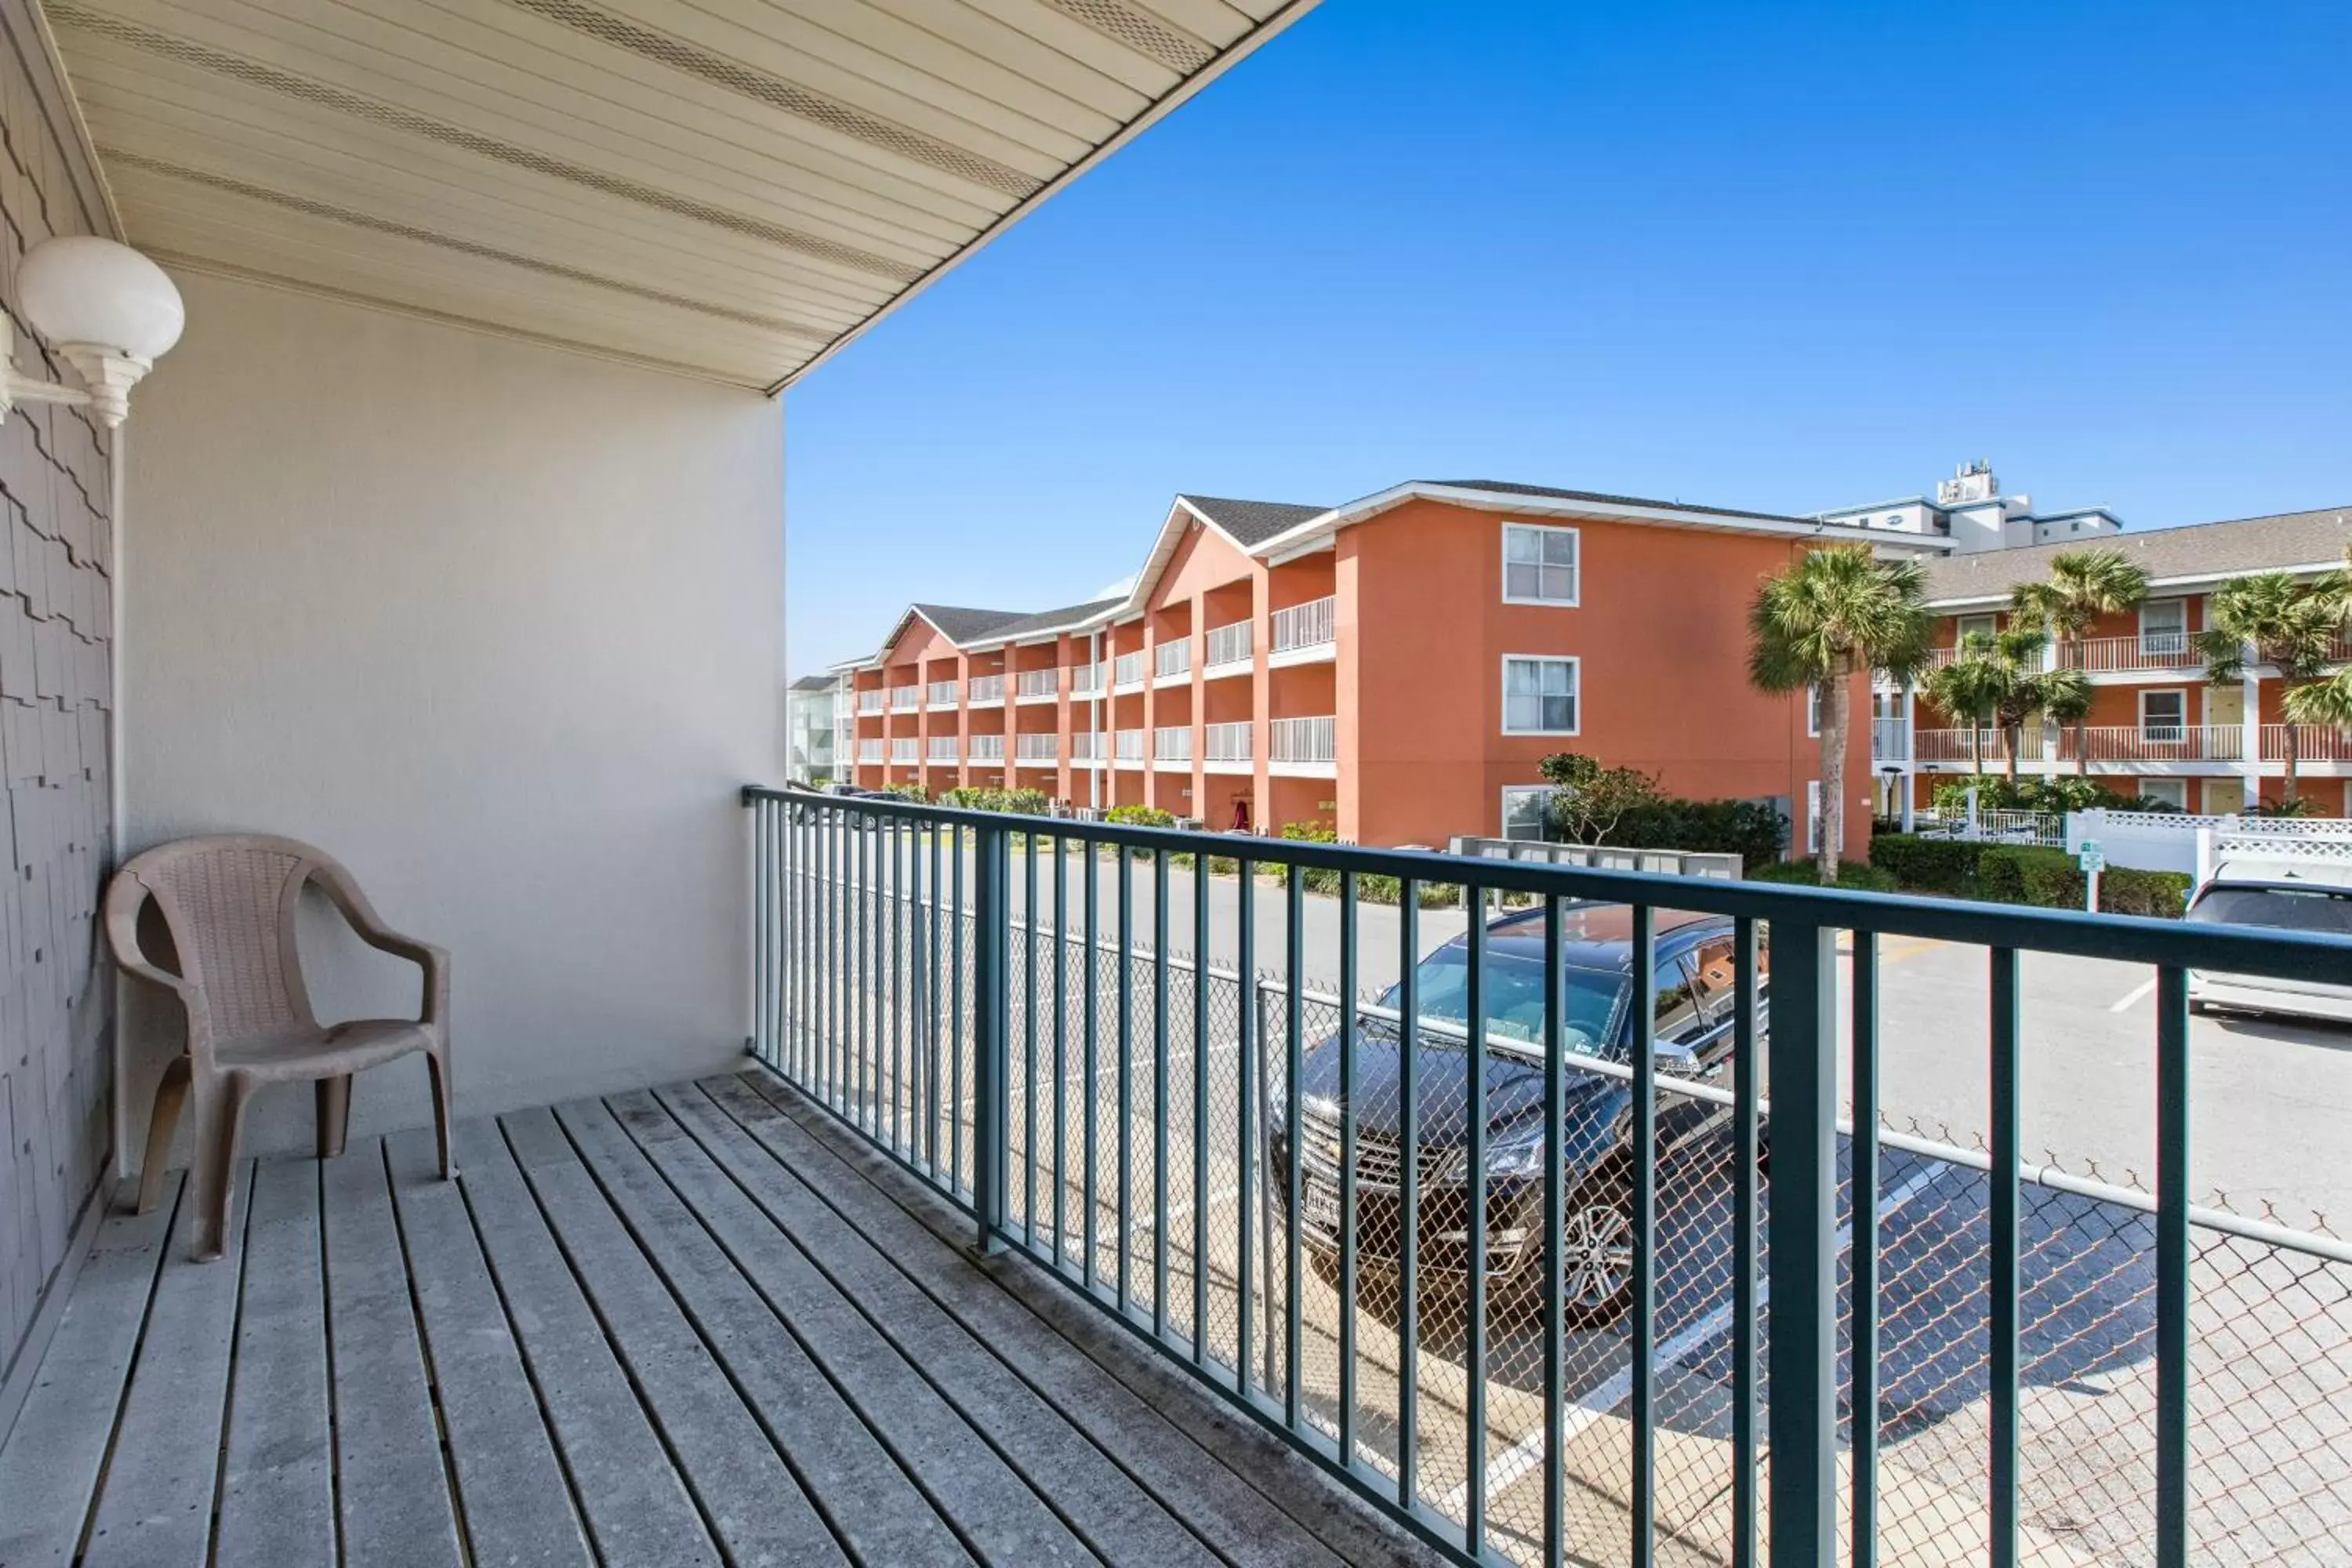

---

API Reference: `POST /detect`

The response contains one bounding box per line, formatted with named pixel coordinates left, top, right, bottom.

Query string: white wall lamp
left=1, top=235, right=183, bottom=428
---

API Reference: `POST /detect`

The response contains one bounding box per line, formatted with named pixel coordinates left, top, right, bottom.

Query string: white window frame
left=2136, top=779, right=2189, bottom=811
left=1501, top=522, right=1581, bottom=607
left=2139, top=597, right=2187, bottom=652
left=1501, top=785, right=1552, bottom=841
left=2139, top=688, right=2187, bottom=739
left=1957, top=612, right=1998, bottom=644
left=1501, top=654, right=1581, bottom=736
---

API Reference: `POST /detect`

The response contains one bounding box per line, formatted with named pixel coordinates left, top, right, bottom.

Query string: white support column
left=2241, top=658, right=2262, bottom=811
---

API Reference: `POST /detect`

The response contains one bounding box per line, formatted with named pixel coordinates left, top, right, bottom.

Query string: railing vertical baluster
left=1629, top=902, right=1656, bottom=1568
left=911, top=818, right=929, bottom=1171
left=751, top=797, right=768, bottom=1062
left=1083, top=840, right=1100, bottom=1291
left=823, top=808, right=837, bottom=1109
left=1154, top=851, right=1172, bottom=1340
left=1766, top=917, right=1838, bottom=1568
left=1284, top=865, right=1305, bottom=1432
left=1990, top=946, right=2021, bottom=1568
left=1025, top=834, right=1040, bottom=1247
left=2155, top=964, right=2190, bottom=1568
left=929, top=821, right=943, bottom=1178
left=890, top=816, right=903, bottom=1154
left=1055, top=832, right=1069, bottom=1267
left=856, top=808, right=870, bottom=1132
left=1236, top=853, right=1256, bottom=1397
left=1731, top=914, right=1759, bottom=1568
left=1338, top=871, right=1359, bottom=1472
left=1119, top=847, right=1134, bottom=1314
left=1852, top=928, right=1882, bottom=1568
left=1396, top=878, right=1420, bottom=1510
left=1192, top=849, right=1210, bottom=1363
left=973, top=819, right=1009, bottom=1253
left=1541, top=893, right=1564, bottom=1568
left=1463, top=885, right=1488, bottom=1561
left=952, top=822, right=966, bottom=1198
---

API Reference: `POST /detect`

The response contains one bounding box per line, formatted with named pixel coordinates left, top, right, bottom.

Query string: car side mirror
left=1653, top=1040, right=1705, bottom=1078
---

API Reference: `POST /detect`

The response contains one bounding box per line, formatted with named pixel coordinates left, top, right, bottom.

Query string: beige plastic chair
left=105, top=834, right=452, bottom=1259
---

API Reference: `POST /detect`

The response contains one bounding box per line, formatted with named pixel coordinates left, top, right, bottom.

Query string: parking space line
left=2109, top=977, right=2158, bottom=1013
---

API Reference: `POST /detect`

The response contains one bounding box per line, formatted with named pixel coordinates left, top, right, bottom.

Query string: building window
left=1503, top=655, right=1579, bottom=735
left=1501, top=786, right=1552, bottom=841
left=1806, top=780, right=1824, bottom=855
left=1807, top=684, right=1822, bottom=737
left=1502, top=523, right=1579, bottom=605
left=2137, top=779, right=2189, bottom=811
left=2140, top=598, right=2187, bottom=654
left=1958, top=612, right=1998, bottom=644
left=2140, top=690, right=2187, bottom=740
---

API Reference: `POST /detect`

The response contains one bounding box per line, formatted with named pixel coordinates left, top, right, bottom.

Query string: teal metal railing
left=742, top=784, right=2352, bottom=1568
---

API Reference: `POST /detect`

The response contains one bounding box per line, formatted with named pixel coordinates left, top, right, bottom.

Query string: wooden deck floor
left=0, top=1069, right=1443, bottom=1568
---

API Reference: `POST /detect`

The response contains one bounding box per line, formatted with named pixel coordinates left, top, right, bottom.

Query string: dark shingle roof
left=909, top=603, right=1028, bottom=643
left=787, top=673, right=837, bottom=692
left=1921, top=506, right=2352, bottom=604
left=1425, top=479, right=1826, bottom=528
left=982, top=597, right=1127, bottom=641
left=1177, top=494, right=1328, bottom=546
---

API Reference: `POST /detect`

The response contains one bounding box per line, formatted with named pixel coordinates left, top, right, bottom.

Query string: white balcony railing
left=889, top=738, right=918, bottom=764
left=967, top=673, right=1005, bottom=704
left=926, top=680, right=959, bottom=706
left=857, top=689, right=885, bottom=713
left=1270, top=715, right=1336, bottom=764
left=1152, top=725, right=1191, bottom=763
left=1872, top=718, right=1907, bottom=762
left=2063, top=632, right=2203, bottom=674
left=1203, top=621, right=1253, bottom=671
left=1203, top=720, right=1253, bottom=764
left=967, top=734, right=1005, bottom=761
left=1271, top=596, right=1336, bottom=655
left=2070, top=724, right=2244, bottom=762
left=1113, top=651, right=1147, bottom=688
left=1069, top=731, right=1104, bottom=760
left=1015, top=733, right=1058, bottom=761
left=1017, top=668, right=1059, bottom=700
left=1113, top=728, right=1145, bottom=763
left=858, top=739, right=884, bottom=763
left=2262, top=724, right=2352, bottom=763
left=1071, top=661, right=1103, bottom=695
left=926, top=737, right=959, bottom=763
left=887, top=684, right=919, bottom=712
left=1154, top=640, right=1192, bottom=680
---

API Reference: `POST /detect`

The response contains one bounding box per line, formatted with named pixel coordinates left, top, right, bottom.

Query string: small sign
left=2078, top=840, right=2106, bottom=873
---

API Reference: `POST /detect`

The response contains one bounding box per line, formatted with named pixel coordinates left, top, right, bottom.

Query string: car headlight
left=1487, top=1123, right=1547, bottom=1179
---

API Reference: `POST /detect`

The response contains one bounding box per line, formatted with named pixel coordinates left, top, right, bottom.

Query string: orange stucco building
left=832, top=481, right=1929, bottom=860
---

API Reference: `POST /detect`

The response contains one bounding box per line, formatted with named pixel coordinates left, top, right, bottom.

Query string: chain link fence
left=779, top=832, right=2352, bottom=1566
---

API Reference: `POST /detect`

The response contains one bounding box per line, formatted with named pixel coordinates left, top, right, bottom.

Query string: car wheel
left=1512, top=1171, right=1635, bottom=1328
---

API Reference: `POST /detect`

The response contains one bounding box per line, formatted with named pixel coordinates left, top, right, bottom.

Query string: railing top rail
left=742, top=783, right=2352, bottom=980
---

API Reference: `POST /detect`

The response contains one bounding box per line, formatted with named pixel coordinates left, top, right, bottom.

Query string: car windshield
left=2187, top=884, right=2352, bottom=935
left=1376, top=946, right=1626, bottom=1058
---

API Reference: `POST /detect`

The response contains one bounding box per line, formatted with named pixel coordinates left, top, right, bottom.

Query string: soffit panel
left=45, top=0, right=1314, bottom=389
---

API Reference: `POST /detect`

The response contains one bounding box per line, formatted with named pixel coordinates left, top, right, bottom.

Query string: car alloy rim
left=1563, top=1201, right=1633, bottom=1309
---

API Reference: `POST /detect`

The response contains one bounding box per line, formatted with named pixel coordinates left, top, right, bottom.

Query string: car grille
left=1299, top=1108, right=1459, bottom=1189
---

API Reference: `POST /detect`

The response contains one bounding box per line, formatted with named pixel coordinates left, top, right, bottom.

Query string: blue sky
left=783, top=1, right=2351, bottom=674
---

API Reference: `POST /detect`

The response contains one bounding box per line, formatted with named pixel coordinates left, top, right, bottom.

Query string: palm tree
left=2280, top=551, right=2352, bottom=750
left=2195, top=573, right=2341, bottom=805
left=1922, top=632, right=2009, bottom=777
left=2035, top=668, right=2095, bottom=778
left=1748, top=545, right=1933, bottom=880
left=2009, top=547, right=2150, bottom=771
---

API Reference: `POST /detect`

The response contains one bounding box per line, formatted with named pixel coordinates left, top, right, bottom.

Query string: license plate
left=1304, top=1178, right=1341, bottom=1234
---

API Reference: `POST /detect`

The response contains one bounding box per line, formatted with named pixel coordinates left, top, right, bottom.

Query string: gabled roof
left=1174, top=495, right=1328, bottom=547
left=907, top=603, right=1028, bottom=644
left=1921, top=506, right=2352, bottom=604
left=786, top=673, right=837, bottom=692
left=1424, top=480, right=1823, bottom=528
left=979, top=597, right=1128, bottom=644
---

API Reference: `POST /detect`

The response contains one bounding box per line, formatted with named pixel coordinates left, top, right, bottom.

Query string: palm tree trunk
left=1821, top=669, right=1849, bottom=882
left=2005, top=720, right=2022, bottom=786
left=2074, top=717, right=2089, bottom=775
left=2285, top=720, right=2301, bottom=806
left=1970, top=720, right=1984, bottom=778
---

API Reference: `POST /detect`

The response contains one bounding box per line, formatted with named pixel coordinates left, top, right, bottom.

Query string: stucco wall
left=0, top=0, right=121, bottom=1388
left=122, top=271, right=783, bottom=1160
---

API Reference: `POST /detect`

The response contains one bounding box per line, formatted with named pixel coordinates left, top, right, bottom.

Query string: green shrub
left=1105, top=804, right=1176, bottom=829
left=877, top=782, right=929, bottom=803
left=2099, top=867, right=2192, bottom=917
left=941, top=786, right=1052, bottom=815
left=1608, top=798, right=1788, bottom=866
left=1751, top=858, right=1900, bottom=892
left=1978, top=845, right=2082, bottom=908
left=1278, top=820, right=1338, bottom=843
left=1868, top=833, right=1984, bottom=893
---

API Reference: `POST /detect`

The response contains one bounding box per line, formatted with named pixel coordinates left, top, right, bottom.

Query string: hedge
left=1603, top=798, right=1788, bottom=866
left=1750, top=858, right=1900, bottom=892
left=1870, top=835, right=2190, bottom=916
left=1867, top=833, right=1984, bottom=893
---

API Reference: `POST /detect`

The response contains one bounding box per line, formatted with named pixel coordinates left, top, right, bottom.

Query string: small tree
left=1922, top=632, right=2010, bottom=776
left=1748, top=546, right=1933, bottom=881
left=2195, top=574, right=2341, bottom=805
left=1538, top=752, right=1663, bottom=844
left=2009, top=547, right=2151, bottom=769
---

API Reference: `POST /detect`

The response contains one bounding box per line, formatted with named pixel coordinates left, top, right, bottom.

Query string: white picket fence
left=2065, top=807, right=2352, bottom=879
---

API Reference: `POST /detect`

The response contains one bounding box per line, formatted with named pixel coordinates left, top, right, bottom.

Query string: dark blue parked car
left=1269, top=902, right=1767, bottom=1326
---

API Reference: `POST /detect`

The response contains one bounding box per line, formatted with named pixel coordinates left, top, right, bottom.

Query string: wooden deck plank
left=384, top=1131, right=593, bottom=1568
left=604, top=1090, right=1099, bottom=1567
left=448, top=1119, right=720, bottom=1568
left=554, top=1098, right=979, bottom=1568
left=214, top=1158, right=334, bottom=1567
left=659, top=1081, right=1224, bottom=1568
left=321, top=1142, right=463, bottom=1568
left=0, top=1178, right=180, bottom=1568
left=720, top=1071, right=1423, bottom=1568
left=83, top=1163, right=253, bottom=1568
left=494, top=1109, right=848, bottom=1567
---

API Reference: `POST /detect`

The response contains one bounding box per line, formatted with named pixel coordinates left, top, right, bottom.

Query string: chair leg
left=316, top=1075, right=352, bottom=1160
left=426, top=1050, right=455, bottom=1179
left=189, top=1076, right=252, bottom=1262
left=136, top=1056, right=191, bottom=1215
